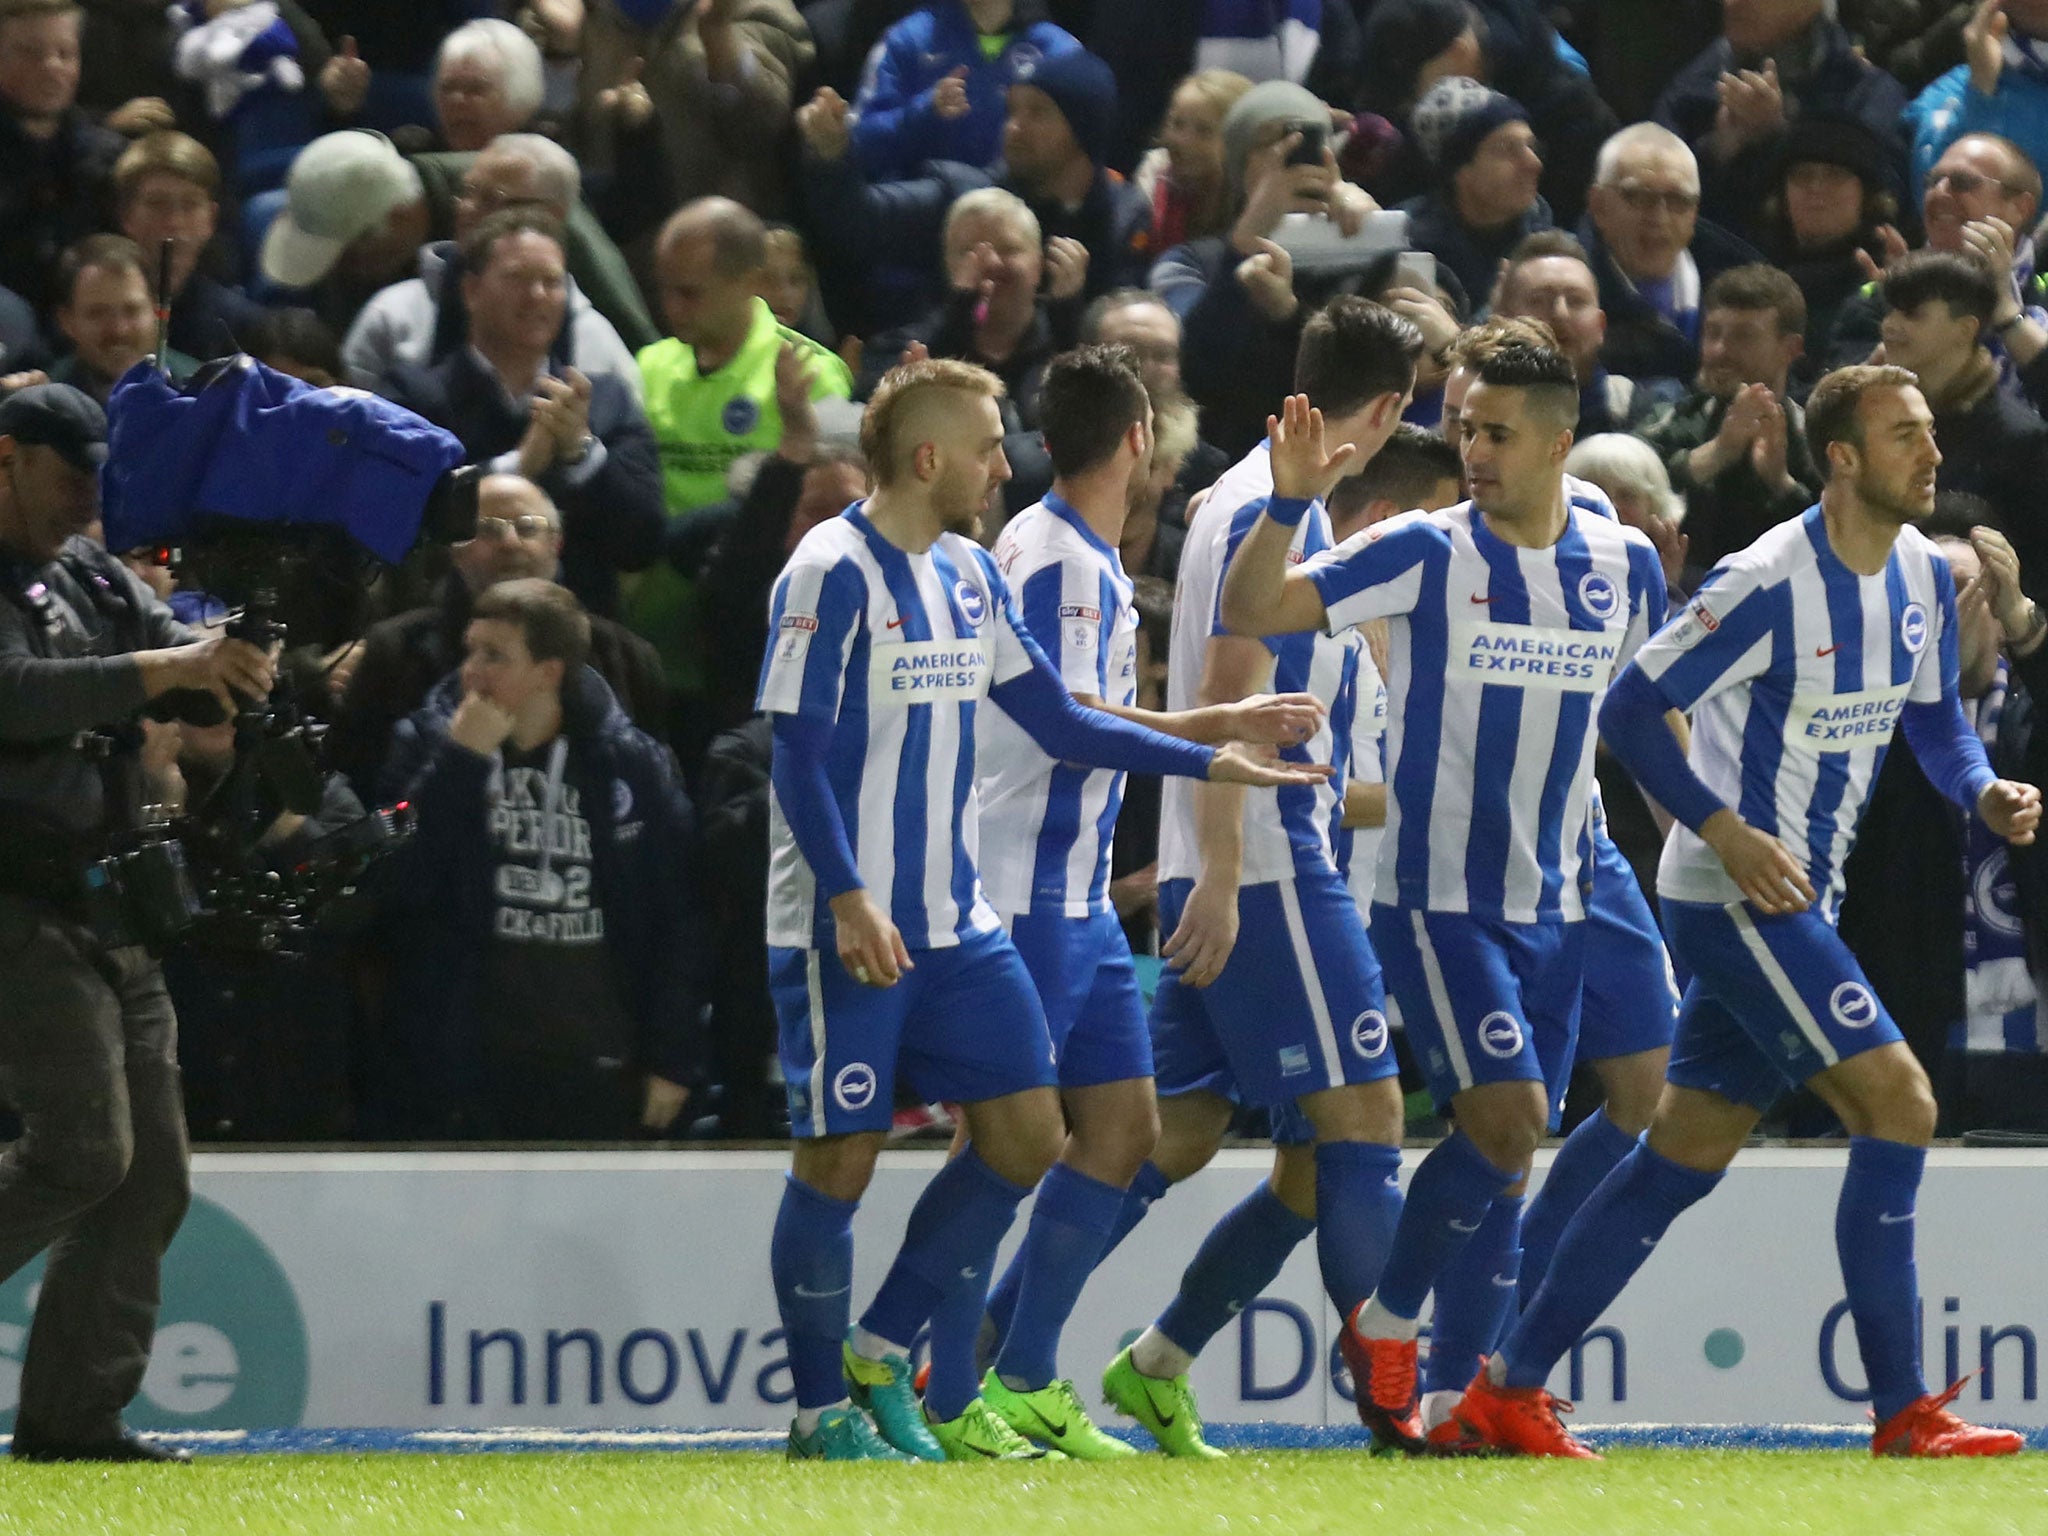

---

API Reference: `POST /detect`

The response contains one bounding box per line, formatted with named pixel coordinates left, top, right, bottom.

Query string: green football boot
left=981, top=1371, right=1137, bottom=1460
left=923, top=1396, right=1067, bottom=1461
left=1101, top=1345, right=1226, bottom=1460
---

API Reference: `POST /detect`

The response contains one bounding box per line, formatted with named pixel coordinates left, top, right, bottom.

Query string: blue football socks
left=1156, top=1182, right=1316, bottom=1356
left=1367, top=1132, right=1515, bottom=1328
left=1502, top=1142, right=1719, bottom=1390
left=1422, top=1193, right=1524, bottom=1395
left=859, top=1147, right=1031, bottom=1353
left=1837, top=1136, right=1929, bottom=1425
left=769, top=1174, right=859, bottom=1410
left=993, top=1162, right=1131, bottom=1391
left=1313, top=1141, right=1405, bottom=1320
left=1519, top=1108, right=1636, bottom=1308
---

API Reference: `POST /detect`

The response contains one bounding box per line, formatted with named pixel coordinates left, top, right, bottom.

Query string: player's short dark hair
left=1294, top=296, right=1424, bottom=417
left=1880, top=249, right=1998, bottom=328
left=1472, top=341, right=1580, bottom=428
left=460, top=207, right=565, bottom=275
left=1703, top=263, right=1807, bottom=336
left=1038, top=345, right=1150, bottom=478
left=1804, top=363, right=1922, bottom=478
left=473, top=577, right=591, bottom=673
left=55, top=234, right=146, bottom=307
left=1328, top=425, right=1464, bottom=521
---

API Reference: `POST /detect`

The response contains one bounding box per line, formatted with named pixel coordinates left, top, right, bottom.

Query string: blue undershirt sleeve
left=1597, top=664, right=1727, bottom=834
left=1901, top=695, right=1998, bottom=815
left=770, top=712, right=863, bottom=900
left=989, top=655, right=1217, bottom=779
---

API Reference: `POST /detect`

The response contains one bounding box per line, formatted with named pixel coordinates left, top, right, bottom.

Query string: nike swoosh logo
left=1491, top=1275, right=1519, bottom=1288
left=887, top=616, right=909, bottom=630
left=1469, top=594, right=1495, bottom=605
left=1449, top=1218, right=1482, bottom=1233
left=1640, top=1236, right=1658, bottom=1248
left=1878, top=1212, right=1915, bottom=1225
left=960, top=1267, right=980, bottom=1280
left=1815, top=643, right=1842, bottom=657
left=1383, top=1176, right=1401, bottom=1189
left=792, top=1284, right=850, bottom=1299
left=1044, top=1417, right=1067, bottom=1438
left=1226, top=1300, right=1244, bottom=1314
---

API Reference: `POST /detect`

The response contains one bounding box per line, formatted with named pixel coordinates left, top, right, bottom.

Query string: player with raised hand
left=757, top=358, right=1328, bottom=1463
left=1219, top=343, right=1667, bottom=1453
left=912, top=345, right=1328, bottom=1461
left=1450, top=365, right=2039, bottom=1460
left=1413, top=320, right=1685, bottom=1445
left=1094, top=299, right=1423, bottom=1459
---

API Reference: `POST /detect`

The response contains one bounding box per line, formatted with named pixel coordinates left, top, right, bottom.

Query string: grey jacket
left=0, top=539, right=192, bottom=835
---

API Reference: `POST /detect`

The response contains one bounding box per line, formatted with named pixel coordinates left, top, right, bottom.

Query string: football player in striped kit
left=1220, top=343, right=1668, bottom=1450
left=1451, top=365, right=2038, bottom=1459
left=755, top=357, right=1323, bottom=1463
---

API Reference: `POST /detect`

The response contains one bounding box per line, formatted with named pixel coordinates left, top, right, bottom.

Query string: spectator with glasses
left=346, top=133, right=654, bottom=388
left=329, top=472, right=668, bottom=801
left=1580, top=122, right=1764, bottom=390
left=1821, top=132, right=2047, bottom=381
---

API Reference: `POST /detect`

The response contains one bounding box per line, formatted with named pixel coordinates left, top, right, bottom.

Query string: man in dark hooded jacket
left=372, top=577, right=702, bottom=1139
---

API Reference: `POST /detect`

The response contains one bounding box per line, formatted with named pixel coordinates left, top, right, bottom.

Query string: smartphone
left=1286, top=121, right=1328, bottom=167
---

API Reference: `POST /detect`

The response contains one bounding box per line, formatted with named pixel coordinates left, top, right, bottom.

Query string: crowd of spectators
left=7, top=0, right=2048, bottom=1142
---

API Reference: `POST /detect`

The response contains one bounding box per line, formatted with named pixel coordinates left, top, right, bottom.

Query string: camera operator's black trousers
left=0, top=894, right=190, bottom=1441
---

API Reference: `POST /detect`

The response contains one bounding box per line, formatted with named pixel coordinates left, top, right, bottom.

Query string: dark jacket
left=1930, top=368, right=2048, bottom=600
left=1399, top=191, right=1553, bottom=315
left=382, top=349, right=665, bottom=617
left=1653, top=19, right=1910, bottom=243
left=800, top=151, right=1153, bottom=335
left=695, top=713, right=780, bottom=1136
left=329, top=572, right=669, bottom=800
left=864, top=285, right=1082, bottom=430
left=0, top=282, right=44, bottom=377
left=374, top=665, right=704, bottom=1126
left=0, top=107, right=123, bottom=321
left=1637, top=388, right=1821, bottom=570
left=1579, top=211, right=1764, bottom=387
left=168, top=273, right=272, bottom=363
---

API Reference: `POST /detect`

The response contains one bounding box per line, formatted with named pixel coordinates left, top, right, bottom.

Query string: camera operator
left=0, top=383, right=274, bottom=1463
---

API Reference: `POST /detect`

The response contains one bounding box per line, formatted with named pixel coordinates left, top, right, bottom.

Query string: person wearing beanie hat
left=795, top=56, right=1152, bottom=333
left=1760, top=115, right=1902, bottom=387
left=849, top=0, right=1084, bottom=181
left=1397, top=75, right=1551, bottom=304
left=1008, top=46, right=1118, bottom=171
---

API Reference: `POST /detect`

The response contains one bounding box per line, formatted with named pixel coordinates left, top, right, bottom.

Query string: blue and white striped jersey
left=756, top=503, right=1040, bottom=950
left=1633, top=507, right=1955, bottom=922
left=1159, top=442, right=1361, bottom=885
left=977, top=494, right=1140, bottom=916
left=1338, top=637, right=1388, bottom=913
left=1306, top=498, right=1666, bottom=923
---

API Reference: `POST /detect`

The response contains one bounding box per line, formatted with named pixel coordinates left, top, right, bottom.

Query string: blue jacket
left=375, top=665, right=705, bottom=1124
left=1906, top=64, right=2048, bottom=203
left=851, top=0, right=1082, bottom=180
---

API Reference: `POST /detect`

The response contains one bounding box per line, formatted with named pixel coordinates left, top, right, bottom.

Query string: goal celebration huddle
left=755, top=302, right=2041, bottom=1464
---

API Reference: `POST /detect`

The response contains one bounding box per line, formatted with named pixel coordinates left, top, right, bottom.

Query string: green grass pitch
left=4, top=1450, right=2047, bottom=1536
